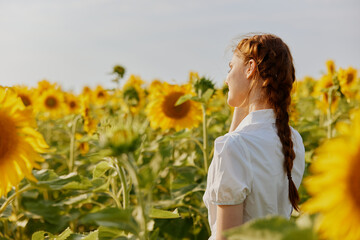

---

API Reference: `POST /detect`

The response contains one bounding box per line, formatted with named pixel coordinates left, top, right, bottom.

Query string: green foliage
left=224, top=216, right=318, bottom=240
left=80, top=208, right=140, bottom=236
left=148, top=208, right=180, bottom=219
left=32, top=227, right=98, bottom=240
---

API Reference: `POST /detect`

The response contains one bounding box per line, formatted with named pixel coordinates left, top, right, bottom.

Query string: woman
left=203, top=34, right=305, bottom=240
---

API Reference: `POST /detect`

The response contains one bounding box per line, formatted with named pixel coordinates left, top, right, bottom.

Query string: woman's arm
left=229, top=107, right=248, bottom=133
left=216, top=204, right=244, bottom=240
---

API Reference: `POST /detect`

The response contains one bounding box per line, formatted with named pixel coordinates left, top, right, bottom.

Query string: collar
left=234, top=108, right=276, bottom=132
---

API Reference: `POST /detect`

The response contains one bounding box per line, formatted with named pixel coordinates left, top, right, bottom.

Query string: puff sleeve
left=206, top=133, right=253, bottom=205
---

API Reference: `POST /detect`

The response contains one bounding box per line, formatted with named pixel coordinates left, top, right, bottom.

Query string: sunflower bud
left=102, top=127, right=141, bottom=155
left=123, top=86, right=140, bottom=107
left=113, top=65, right=126, bottom=78
left=193, top=77, right=215, bottom=98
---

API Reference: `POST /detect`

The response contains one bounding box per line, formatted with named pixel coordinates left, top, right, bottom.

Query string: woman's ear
left=246, top=59, right=257, bottom=79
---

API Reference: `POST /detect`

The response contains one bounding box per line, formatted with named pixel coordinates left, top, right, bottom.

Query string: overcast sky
left=0, top=0, right=359, bottom=92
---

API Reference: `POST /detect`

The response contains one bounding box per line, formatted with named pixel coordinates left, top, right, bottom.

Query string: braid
left=236, top=34, right=300, bottom=212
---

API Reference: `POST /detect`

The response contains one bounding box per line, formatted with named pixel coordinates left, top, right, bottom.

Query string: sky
left=0, top=0, right=359, bottom=92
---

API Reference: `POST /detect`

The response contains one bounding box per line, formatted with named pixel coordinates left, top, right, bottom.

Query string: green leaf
left=31, top=227, right=72, bottom=240
left=80, top=208, right=140, bottom=236
left=32, top=231, right=50, bottom=240
left=55, top=194, right=90, bottom=206
left=33, top=170, right=94, bottom=191
left=93, top=161, right=113, bottom=178
left=62, top=176, right=93, bottom=190
left=201, top=88, right=214, bottom=102
left=0, top=198, right=12, bottom=218
left=32, top=169, right=58, bottom=181
left=24, top=200, right=70, bottom=225
left=224, top=216, right=317, bottom=240
left=149, top=208, right=180, bottom=219
left=35, top=172, right=81, bottom=190
left=158, top=129, right=192, bottom=143
left=90, top=178, right=109, bottom=192
left=98, top=226, right=127, bottom=240
left=81, top=230, right=99, bottom=240
left=174, top=94, right=193, bottom=106
left=170, top=166, right=205, bottom=198
left=150, top=228, right=160, bottom=240
left=57, top=228, right=73, bottom=240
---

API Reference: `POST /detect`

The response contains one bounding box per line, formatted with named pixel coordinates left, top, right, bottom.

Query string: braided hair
left=236, top=34, right=300, bottom=211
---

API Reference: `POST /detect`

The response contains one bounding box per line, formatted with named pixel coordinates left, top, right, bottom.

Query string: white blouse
left=203, top=109, right=305, bottom=240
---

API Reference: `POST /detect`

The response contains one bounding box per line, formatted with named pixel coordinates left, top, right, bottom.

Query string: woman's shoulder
left=214, top=132, right=251, bottom=160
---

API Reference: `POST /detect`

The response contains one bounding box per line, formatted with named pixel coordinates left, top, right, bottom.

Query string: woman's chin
left=227, top=98, right=247, bottom=108
left=227, top=98, right=238, bottom=108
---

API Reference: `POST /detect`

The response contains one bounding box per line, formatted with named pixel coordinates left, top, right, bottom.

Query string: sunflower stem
left=0, top=185, right=33, bottom=214
left=107, top=190, right=121, bottom=208
left=171, top=139, right=175, bottom=163
left=125, top=153, right=148, bottom=240
left=46, top=120, right=51, bottom=143
left=202, top=103, right=209, bottom=173
left=69, top=115, right=81, bottom=172
left=114, top=157, right=129, bottom=209
left=188, top=137, right=204, bottom=152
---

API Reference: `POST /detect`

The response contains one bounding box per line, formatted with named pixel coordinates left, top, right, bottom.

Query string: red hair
left=235, top=33, right=300, bottom=211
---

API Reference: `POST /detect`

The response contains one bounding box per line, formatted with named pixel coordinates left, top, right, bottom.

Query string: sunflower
left=188, top=71, right=200, bottom=84
left=338, top=67, right=358, bottom=99
left=80, top=96, right=98, bottom=136
left=148, top=79, right=163, bottom=95
left=289, top=86, right=299, bottom=125
left=295, top=76, right=316, bottom=98
left=37, top=79, right=59, bottom=95
left=146, top=82, right=202, bottom=131
left=13, top=85, right=34, bottom=107
left=0, top=87, right=49, bottom=197
left=108, top=88, right=123, bottom=111
left=325, top=59, right=336, bottom=76
left=124, top=74, right=145, bottom=87
left=122, top=75, right=146, bottom=114
left=302, top=109, right=360, bottom=240
left=75, top=133, right=89, bottom=156
left=312, top=74, right=339, bottom=113
left=122, top=85, right=145, bottom=114
left=81, top=86, right=92, bottom=97
left=36, top=88, right=65, bottom=119
left=65, top=93, right=81, bottom=114
left=92, top=85, right=110, bottom=106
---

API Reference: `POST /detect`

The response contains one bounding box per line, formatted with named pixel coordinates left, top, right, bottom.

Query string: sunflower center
left=45, top=96, right=58, bottom=108
left=69, top=101, right=77, bottom=109
left=324, top=92, right=337, bottom=104
left=325, top=81, right=333, bottom=88
left=123, top=87, right=140, bottom=107
left=162, top=92, right=191, bottom=119
left=97, top=91, right=105, bottom=98
left=0, top=111, right=18, bottom=160
left=19, top=94, right=32, bottom=106
left=346, top=73, right=355, bottom=85
left=348, top=147, right=360, bottom=210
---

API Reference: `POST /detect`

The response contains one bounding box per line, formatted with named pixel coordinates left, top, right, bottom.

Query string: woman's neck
left=248, top=100, right=272, bottom=113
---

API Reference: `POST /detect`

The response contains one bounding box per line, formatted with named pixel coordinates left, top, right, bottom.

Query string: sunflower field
left=0, top=60, right=359, bottom=240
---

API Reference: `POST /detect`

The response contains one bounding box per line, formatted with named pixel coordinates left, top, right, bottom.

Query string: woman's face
left=225, top=53, right=251, bottom=107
